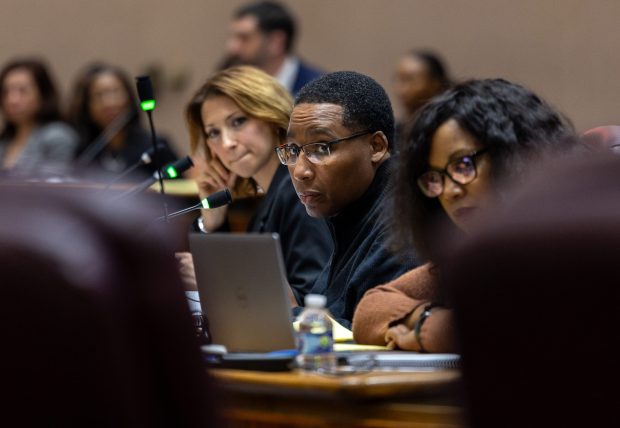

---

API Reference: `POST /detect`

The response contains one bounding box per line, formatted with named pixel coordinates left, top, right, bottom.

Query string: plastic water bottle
left=296, top=294, right=337, bottom=371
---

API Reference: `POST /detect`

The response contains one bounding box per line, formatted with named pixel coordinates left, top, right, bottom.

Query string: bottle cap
left=304, top=293, right=327, bottom=308
left=201, top=344, right=227, bottom=355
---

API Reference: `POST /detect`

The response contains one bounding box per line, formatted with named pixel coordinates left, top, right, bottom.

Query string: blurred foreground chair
left=0, top=185, right=217, bottom=426
left=444, top=155, right=620, bottom=427
left=580, top=124, right=620, bottom=153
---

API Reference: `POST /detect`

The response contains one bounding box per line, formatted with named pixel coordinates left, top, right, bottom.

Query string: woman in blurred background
left=69, top=62, right=176, bottom=181
left=182, top=65, right=331, bottom=300
left=393, top=50, right=451, bottom=148
left=0, top=58, right=78, bottom=177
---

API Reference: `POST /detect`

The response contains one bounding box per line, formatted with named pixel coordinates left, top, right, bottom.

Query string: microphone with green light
left=114, top=155, right=194, bottom=200
left=136, top=76, right=165, bottom=196
left=155, top=188, right=233, bottom=222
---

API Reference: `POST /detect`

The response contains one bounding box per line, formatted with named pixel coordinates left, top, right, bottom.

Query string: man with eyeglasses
left=279, top=71, right=418, bottom=328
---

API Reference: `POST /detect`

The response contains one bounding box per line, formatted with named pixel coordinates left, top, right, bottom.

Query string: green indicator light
left=166, top=166, right=178, bottom=178
left=140, top=100, right=156, bottom=111
left=201, top=198, right=210, bottom=209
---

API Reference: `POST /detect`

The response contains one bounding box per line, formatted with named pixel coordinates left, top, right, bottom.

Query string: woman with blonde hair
left=182, top=66, right=331, bottom=299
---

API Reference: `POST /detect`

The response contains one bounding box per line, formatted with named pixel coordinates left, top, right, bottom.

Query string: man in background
left=224, top=0, right=323, bottom=95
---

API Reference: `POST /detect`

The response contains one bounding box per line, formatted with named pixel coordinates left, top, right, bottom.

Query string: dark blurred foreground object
left=444, top=154, right=620, bottom=428
left=580, top=124, right=620, bottom=153
left=0, top=185, right=218, bottom=426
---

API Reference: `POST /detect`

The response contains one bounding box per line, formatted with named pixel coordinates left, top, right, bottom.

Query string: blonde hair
left=185, top=66, right=292, bottom=194
left=186, top=65, right=292, bottom=153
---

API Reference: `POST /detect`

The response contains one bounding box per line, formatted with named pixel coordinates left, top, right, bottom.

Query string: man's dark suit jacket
left=292, top=60, right=324, bottom=96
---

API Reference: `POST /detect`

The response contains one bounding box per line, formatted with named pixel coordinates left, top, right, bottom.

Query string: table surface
left=210, top=367, right=464, bottom=428
left=211, top=367, right=461, bottom=399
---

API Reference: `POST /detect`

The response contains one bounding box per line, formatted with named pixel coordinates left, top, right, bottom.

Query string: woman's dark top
left=78, top=125, right=177, bottom=181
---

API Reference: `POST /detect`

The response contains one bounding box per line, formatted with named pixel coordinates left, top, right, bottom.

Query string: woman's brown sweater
left=352, top=263, right=457, bottom=353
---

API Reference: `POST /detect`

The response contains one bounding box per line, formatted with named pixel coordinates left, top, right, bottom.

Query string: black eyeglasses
left=275, top=130, right=372, bottom=165
left=417, top=148, right=489, bottom=198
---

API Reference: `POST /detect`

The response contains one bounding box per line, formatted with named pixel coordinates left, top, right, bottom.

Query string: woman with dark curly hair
left=352, top=78, right=578, bottom=352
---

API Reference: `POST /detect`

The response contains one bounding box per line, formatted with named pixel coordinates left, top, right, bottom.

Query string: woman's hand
left=385, top=324, right=419, bottom=351
left=194, top=154, right=237, bottom=231
left=385, top=307, right=455, bottom=352
left=175, top=251, right=197, bottom=291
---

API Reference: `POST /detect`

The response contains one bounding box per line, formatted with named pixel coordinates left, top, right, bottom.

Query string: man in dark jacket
left=278, top=71, right=418, bottom=328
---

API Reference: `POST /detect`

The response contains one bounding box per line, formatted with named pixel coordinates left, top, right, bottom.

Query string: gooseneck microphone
left=136, top=75, right=174, bottom=221
left=75, top=109, right=135, bottom=166
left=103, top=144, right=167, bottom=189
left=135, top=76, right=164, bottom=194
left=154, top=188, right=232, bottom=222
left=113, top=156, right=194, bottom=200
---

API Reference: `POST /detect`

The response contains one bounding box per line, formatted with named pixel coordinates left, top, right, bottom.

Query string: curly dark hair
left=394, top=78, right=576, bottom=261
left=295, top=71, right=395, bottom=149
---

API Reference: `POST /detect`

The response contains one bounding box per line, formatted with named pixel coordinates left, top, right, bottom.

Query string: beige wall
left=1, top=0, right=618, bottom=154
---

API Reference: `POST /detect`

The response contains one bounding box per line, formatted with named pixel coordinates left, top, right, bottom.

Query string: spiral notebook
left=343, top=351, right=460, bottom=370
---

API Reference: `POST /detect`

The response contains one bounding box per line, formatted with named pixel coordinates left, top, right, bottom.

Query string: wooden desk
left=210, top=368, right=464, bottom=427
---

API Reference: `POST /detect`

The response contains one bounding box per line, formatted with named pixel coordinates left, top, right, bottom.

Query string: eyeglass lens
left=418, top=156, right=477, bottom=197
left=277, top=143, right=331, bottom=165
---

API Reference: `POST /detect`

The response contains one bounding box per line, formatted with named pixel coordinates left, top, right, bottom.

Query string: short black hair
left=295, top=71, right=395, bottom=149
left=235, top=1, right=296, bottom=52
left=394, top=78, right=576, bottom=260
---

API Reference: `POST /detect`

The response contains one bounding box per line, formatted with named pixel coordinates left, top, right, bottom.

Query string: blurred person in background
left=0, top=58, right=78, bottom=177
left=223, top=0, right=323, bottom=95
left=69, top=63, right=177, bottom=181
left=579, top=125, right=620, bottom=154
left=393, top=50, right=451, bottom=148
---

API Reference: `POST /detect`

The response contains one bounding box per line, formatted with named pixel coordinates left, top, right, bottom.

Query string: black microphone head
left=163, top=156, right=194, bottom=179
left=141, top=144, right=167, bottom=165
left=135, top=76, right=153, bottom=102
left=204, top=188, right=233, bottom=209
left=136, top=76, right=155, bottom=111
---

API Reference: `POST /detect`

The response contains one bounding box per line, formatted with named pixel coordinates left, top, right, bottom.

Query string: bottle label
left=298, top=331, right=334, bottom=355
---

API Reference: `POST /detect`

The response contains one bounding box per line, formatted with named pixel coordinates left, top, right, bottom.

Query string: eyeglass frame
left=275, top=129, right=373, bottom=165
left=417, top=148, right=489, bottom=198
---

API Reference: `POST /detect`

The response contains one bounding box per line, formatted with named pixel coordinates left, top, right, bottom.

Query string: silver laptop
left=189, top=233, right=297, bottom=353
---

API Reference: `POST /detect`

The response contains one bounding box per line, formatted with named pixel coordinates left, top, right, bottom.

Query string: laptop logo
left=234, top=286, right=249, bottom=308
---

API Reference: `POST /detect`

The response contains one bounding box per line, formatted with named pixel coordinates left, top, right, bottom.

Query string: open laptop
left=189, top=233, right=297, bottom=354
left=189, top=232, right=460, bottom=372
